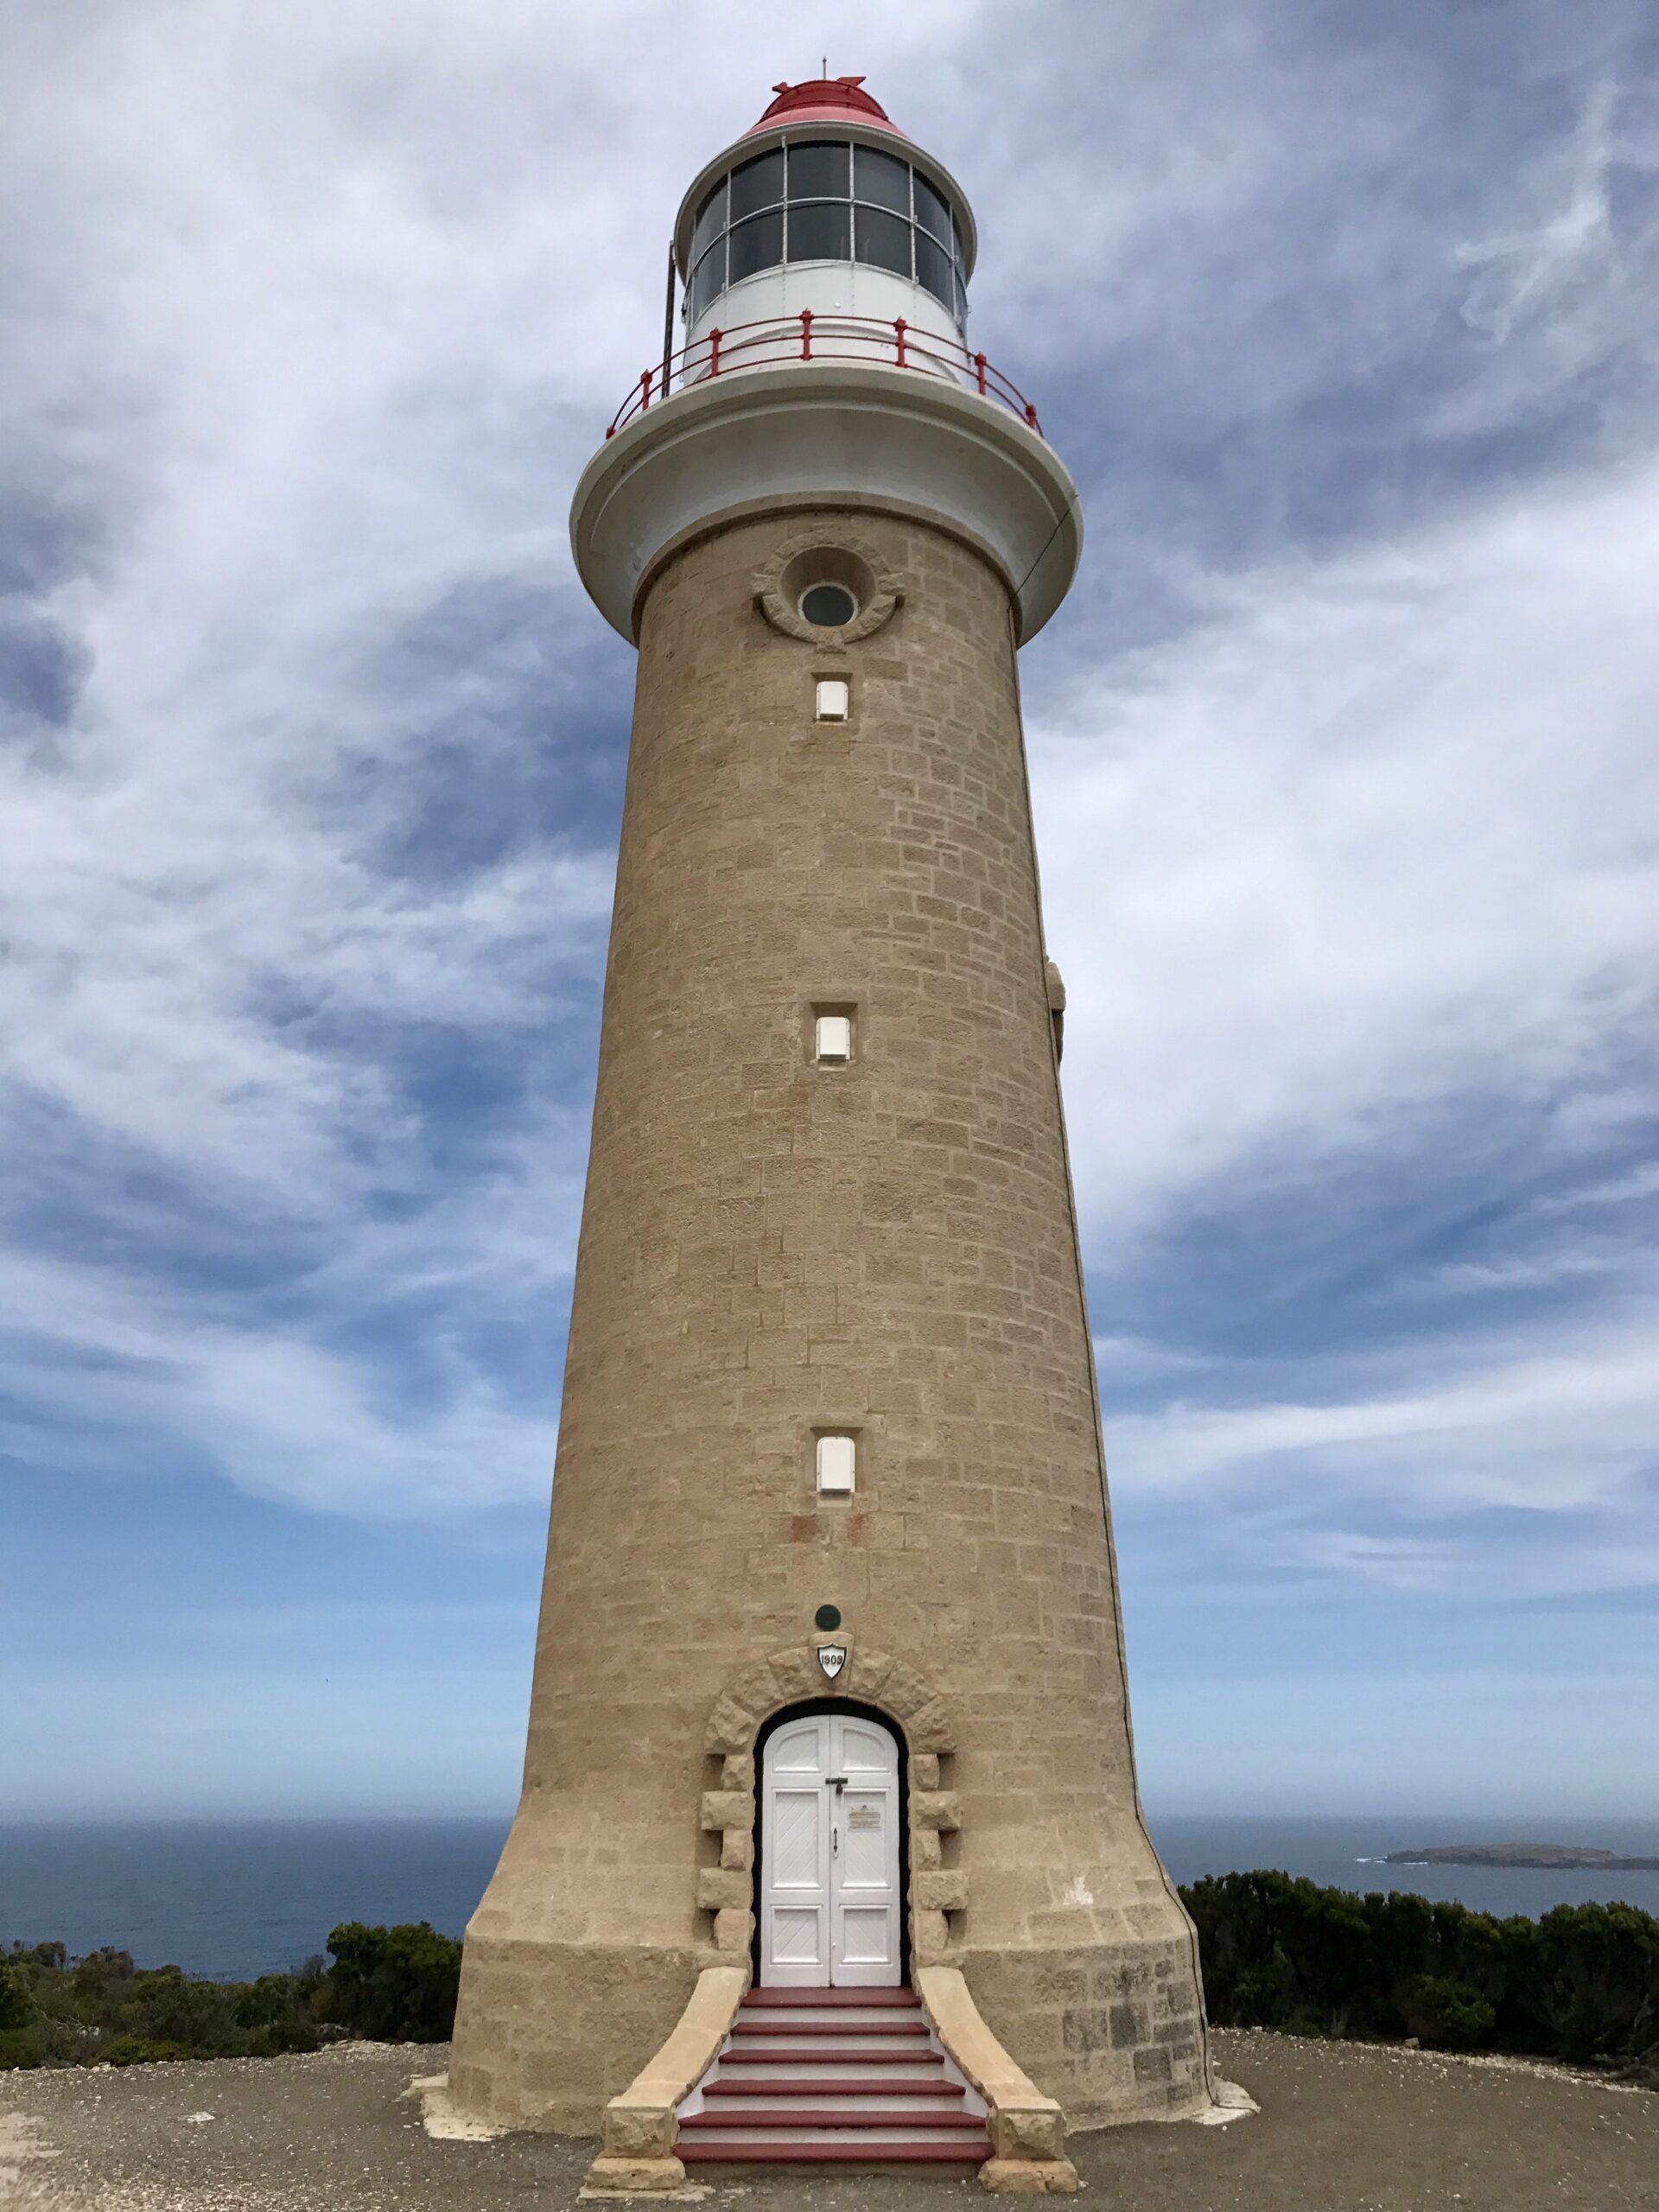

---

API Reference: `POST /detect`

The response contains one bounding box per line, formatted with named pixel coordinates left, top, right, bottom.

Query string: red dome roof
left=746, top=76, right=905, bottom=138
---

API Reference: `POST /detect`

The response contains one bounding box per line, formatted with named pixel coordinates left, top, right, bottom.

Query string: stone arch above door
left=696, top=1644, right=965, bottom=1974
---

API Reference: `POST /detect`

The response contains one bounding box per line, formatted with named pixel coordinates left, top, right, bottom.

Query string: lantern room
left=574, top=73, right=1080, bottom=648
left=674, top=78, right=976, bottom=374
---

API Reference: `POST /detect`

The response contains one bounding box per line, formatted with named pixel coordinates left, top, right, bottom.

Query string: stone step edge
left=719, top=2046, right=947, bottom=2065
left=679, top=2139, right=994, bottom=2164
left=704, top=2077, right=958, bottom=2097
left=683, top=2109, right=983, bottom=2130
left=743, top=1987, right=920, bottom=2009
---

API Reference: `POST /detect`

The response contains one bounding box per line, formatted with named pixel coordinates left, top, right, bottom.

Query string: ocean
left=2, top=1813, right=1656, bottom=1982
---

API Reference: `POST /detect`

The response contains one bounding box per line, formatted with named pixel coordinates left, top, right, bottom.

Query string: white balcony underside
left=569, top=359, right=1082, bottom=645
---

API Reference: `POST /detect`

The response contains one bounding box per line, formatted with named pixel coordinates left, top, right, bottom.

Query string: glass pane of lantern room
left=787, top=141, right=850, bottom=201
left=728, top=209, right=784, bottom=284
left=690, top=179, right=727, bottom=266
left=729, top=147, right=785, bottom=220
left=690, top=238, right=726, bottom=319
left=853, top=206, right=912, bottom=278
left=912, top=172, right=952, bottom=244
left=786, top=200, right=850, bottom=264
left=854, top=146, right=911, bottom=213
left=915, top=229, right=955, bottom=308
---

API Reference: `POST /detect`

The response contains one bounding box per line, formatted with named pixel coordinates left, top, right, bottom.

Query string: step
left=678, top=2139, right=993, bottom=2165
left=705, top=2076, right=962, bottom=2099
left=743, top=1986, right=919, bottom=2008
left=713, top=2076, right=954, bottom=2098
left=736, top=2001, right=924, bottom=2019
left=683, top=2108, right=985, bottom=2131
left=732, top=2017, right=931, bottom=2037
left=719, top=2047, right=948, bottom=2069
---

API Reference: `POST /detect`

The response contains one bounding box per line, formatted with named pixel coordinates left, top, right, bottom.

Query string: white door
left=760, top=1711, right=902, bottom=1986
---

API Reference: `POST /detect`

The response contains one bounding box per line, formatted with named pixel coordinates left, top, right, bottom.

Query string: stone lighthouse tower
left=448, top=76, right=1211, bottom=2177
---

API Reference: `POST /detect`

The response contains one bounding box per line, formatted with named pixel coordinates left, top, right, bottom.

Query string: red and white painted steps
left=677, top=1987, right=991, bottom=2171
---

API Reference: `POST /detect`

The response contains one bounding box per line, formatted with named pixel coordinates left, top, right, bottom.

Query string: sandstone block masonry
left=446, top=500, right=1211, bottom=2135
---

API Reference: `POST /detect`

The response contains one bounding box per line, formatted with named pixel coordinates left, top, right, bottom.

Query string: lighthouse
left=447, top=77, right=1212, bottom=2178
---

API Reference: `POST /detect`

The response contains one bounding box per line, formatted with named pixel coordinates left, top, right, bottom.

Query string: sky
left=3, top=0, right=1656, bottom=1827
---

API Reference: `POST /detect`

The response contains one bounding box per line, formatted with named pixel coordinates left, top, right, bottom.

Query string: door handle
left=833, top=1827, right=839, bottom=1857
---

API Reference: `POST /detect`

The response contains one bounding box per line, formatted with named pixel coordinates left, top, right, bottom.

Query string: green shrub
left=0, top=2028, right=42, bottom=2070
left=0, top=1961, right=35, bottom=2032
left=119, top=1965, right=241, bottom=2050
left=1230, top=1940, right=1298, bottom=2027
left=1522, top=1903, right=1659, bottom=2066
left=321, top=1922, right=461, bottom=2043
left=37, top=2016, right=101, bottom=2063
left=1401, top=1974, right=1497, bottom=2048
left=100, top=2035, right=195, bottom=2066
left=233, top=1968, right=325, bottom=2055
left=73, top=1947, right=136, bottom=1986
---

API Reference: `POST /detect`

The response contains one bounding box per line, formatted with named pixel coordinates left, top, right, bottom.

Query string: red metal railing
left=606, top=311, right=1042, bottom=439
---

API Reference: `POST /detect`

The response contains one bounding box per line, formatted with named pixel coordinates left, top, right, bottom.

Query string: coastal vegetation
left=2, top=1878, right=1654, bottom=2083
left=0, top=1922, right=461, bottom=2069
left=1185, top=1872, right=1658, bottom=2082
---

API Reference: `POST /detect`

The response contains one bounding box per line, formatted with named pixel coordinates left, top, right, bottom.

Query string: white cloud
left=1453, top=80, right=1621, bottom=349
left=1103, top=1295, right=1659, bottom=1548
left=0, top=1241, right=567, bottom=1516
left=1, top=0, right=1655, bottom=1612
left=1444, top=72, right=1659, bottom=436
left=1038, top=458, right=1659, bottom=1245
left=1539, top=1162, right=1659, bottom=1211
left=1409, top=1249, right=1618, bottom=1295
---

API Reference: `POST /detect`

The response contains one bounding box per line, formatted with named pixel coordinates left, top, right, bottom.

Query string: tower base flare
left=446, top=1936, right=700, bottom=2136
left=960, top=1941, right=1211, bottom=2129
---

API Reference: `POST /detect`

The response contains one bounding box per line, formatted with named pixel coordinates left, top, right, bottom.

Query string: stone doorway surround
left=696, top=1642, right=966, bottom=1976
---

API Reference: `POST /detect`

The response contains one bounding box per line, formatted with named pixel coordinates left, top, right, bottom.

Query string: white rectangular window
left=816, top=1433, right=856, bottom=1495
left=815, top=677, right=850, bottom=721
left=814, top=1014, right=853, bottom=1064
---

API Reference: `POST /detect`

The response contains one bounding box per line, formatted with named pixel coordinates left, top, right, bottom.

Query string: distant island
left=1385, top=1843, right=1659, bottom=1871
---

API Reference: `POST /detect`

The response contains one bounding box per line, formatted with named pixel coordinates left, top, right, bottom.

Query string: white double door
left=760, top=1711, right=902, bottom=1986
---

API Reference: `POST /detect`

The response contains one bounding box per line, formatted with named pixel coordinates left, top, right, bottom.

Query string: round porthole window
left=765, top=543, right=887, bottom=644
left=799, top=582, right=859, bottom=628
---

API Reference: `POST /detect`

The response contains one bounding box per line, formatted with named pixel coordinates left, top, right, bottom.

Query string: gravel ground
left=1, top=2029, right=1654, bottom=2212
